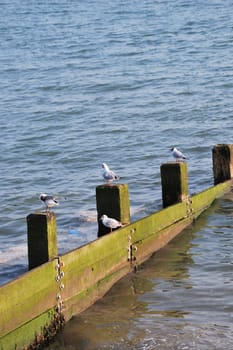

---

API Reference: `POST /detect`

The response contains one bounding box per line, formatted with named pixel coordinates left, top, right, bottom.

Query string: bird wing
left=174, top=149, right=185, bottom=158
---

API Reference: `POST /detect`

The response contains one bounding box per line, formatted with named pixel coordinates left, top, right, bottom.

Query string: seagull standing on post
left=102, top=163, right=120, bottom=183
left=171, top=147, right=186, bottom=162
left=40, top=193, right=59, bottom=211
left=100, top=214, right=123, bottom=232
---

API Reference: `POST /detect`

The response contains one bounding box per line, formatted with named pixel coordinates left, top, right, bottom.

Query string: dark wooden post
left=96, top=184, right=130, bottom=237
left=27, top=212, right=58, bottom=270
left=160, top=162, right=188, bottom=208
left=212, top=144, right=233, bottom=185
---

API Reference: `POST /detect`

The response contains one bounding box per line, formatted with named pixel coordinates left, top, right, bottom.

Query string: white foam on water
left=77, top=209, right=97, bottom=223
left=0, top=243, right=27, bottom=264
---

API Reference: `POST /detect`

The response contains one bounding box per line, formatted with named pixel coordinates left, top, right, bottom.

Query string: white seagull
left=40, top=193, right=59, bottom=211
left=100, top=214, right=123, bottom=232
left=171, top=147, right=186, bottom=162
left=102, top=163, right=120, bottom=183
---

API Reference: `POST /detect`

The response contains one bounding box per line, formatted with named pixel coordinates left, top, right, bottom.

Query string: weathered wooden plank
left=0, top=180, right=232, bottom=350
left=161, top=162, right=188, bottom=207
left=61, top=201, right=190, bottom=318
left=190, top=180, right=232, bottom=218
left=0, top=260, right=57, bottom=337
left=96, top=184, right=131, bottom=237
left=0, top=202, right=189, bottom=344
left=0, top=309, right=58, bottom=350
left=212, top=144, right=233, bottom=184
left=27, top=212, right=58, bottom=269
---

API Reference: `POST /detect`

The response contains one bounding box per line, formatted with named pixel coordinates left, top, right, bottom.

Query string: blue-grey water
left=1, top=0, right=233, bottom=348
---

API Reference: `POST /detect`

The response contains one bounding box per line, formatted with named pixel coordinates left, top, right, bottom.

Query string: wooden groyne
left=1, top=144, right=233, bottom=350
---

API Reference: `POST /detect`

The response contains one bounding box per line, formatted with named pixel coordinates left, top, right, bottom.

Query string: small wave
left=0, top=244, right=27, bottom=264
left=76, top=210, right=97, bottom=223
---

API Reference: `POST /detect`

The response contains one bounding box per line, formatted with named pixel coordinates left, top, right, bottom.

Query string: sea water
left=1, top=0, right=233, bottom=348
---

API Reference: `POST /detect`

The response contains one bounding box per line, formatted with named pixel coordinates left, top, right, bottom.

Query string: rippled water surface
left=1, top=0, right=233, bottom=348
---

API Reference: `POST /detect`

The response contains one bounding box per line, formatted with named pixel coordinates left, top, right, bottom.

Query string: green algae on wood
left=212, top=144, right=233, bottom=185
left=191, top=180, right=232, bottom=219
left=1, top=146, right=233, bottom=349
left=27, top=212, right=58, bottom=270
left=96, top=184, right=130, bottom=237
left=0, top=260, right=58, bottom=338
left=160, top=162, right=188, bottom=208
left=1, top=178, right=232, bottom=349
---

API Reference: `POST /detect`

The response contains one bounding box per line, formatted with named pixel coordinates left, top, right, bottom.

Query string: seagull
left=171, top=147, right=186, bottom=162
left=102, top=163, right=120, bottom=183
left=100, top=214, right=123, bottom=232
left=40, top=193, right=59, bottom=211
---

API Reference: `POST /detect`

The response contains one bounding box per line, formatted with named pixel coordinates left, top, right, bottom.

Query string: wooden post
left=160, top=162, right=188, bottom=208
left=212, top=144, right=233, bottom=185
left=96, top=184, right=130, bottom=237
left=27, top=212, right=58, bottom=270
